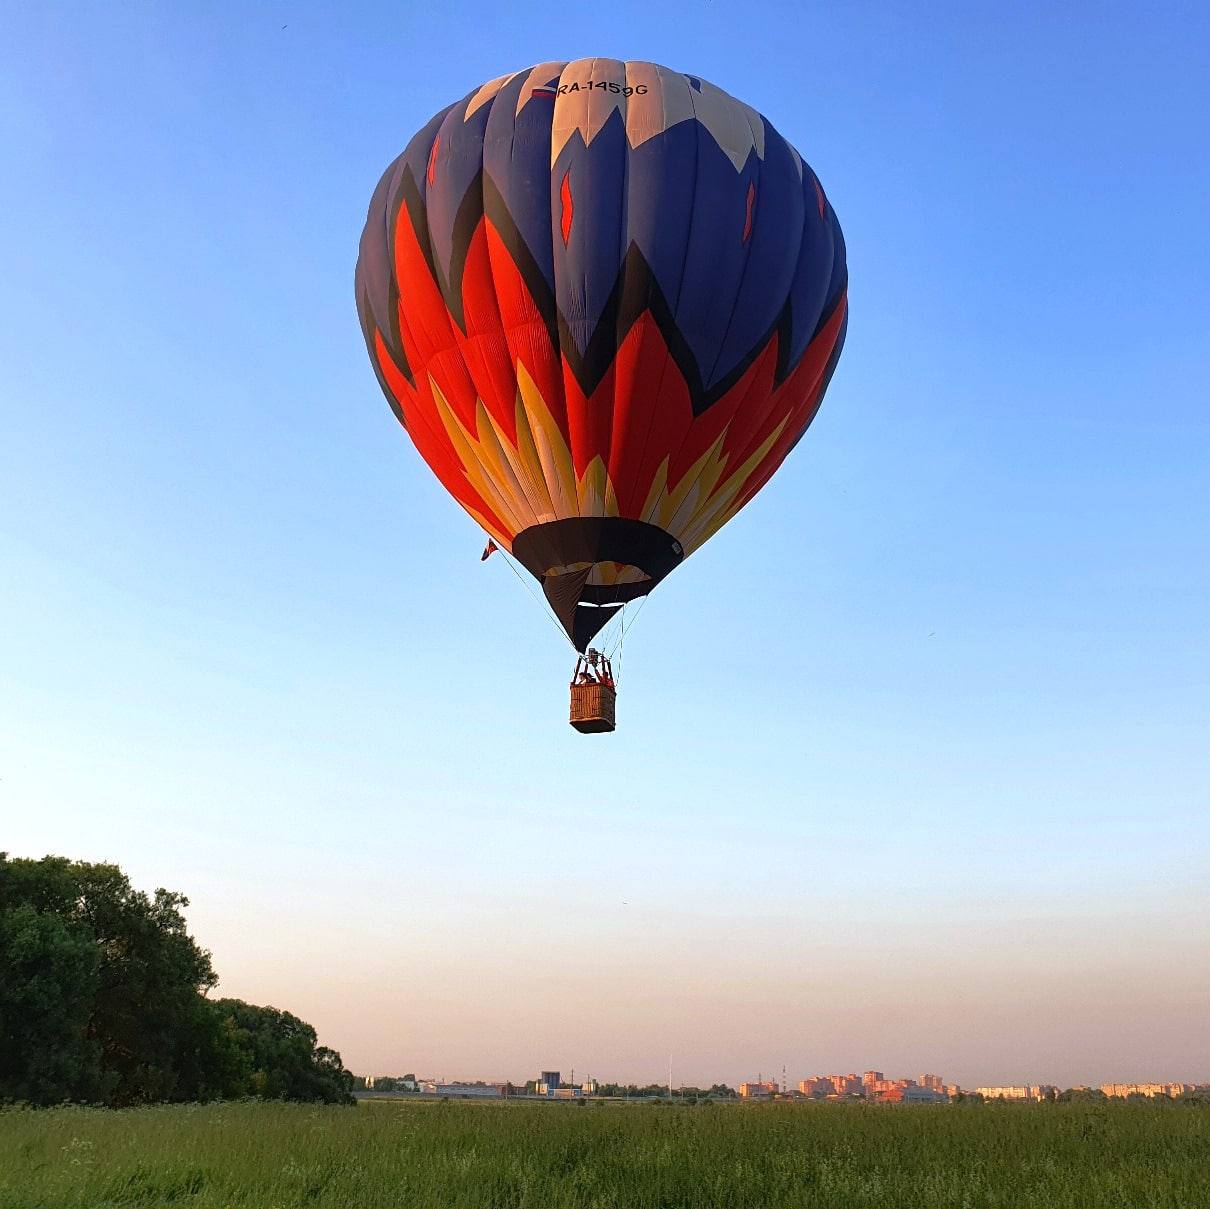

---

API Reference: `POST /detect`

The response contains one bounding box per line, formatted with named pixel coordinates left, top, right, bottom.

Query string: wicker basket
left=569, top=681, right=617, bottom=733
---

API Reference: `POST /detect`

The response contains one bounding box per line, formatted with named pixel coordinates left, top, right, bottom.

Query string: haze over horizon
left=2, top=3, right=1207, bottom=1093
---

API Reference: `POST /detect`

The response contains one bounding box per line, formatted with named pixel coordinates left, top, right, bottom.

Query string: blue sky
left=1, top=2, right=1207, bottom=1088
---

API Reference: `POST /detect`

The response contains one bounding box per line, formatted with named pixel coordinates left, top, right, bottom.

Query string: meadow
left=2, top=1098, right=1208, bottom=1208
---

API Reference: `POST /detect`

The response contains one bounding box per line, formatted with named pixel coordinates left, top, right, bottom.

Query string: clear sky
left=2, top=2, right=1207, bottom=1091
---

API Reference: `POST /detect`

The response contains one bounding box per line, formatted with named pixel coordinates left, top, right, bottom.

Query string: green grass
left=1, top=1098, right=1208, bottom=1208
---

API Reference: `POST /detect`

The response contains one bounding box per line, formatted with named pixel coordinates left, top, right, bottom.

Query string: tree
left=0, top=854, right=353, bottom=1107
left=77, top=862, right=220, bottom=1105
left=0, top=898, right=104, bottom=1104
left=1, top=853, right=218, bottom=1105
left=211, top=1000, right=354, bottom=1105
left=1058, top=1087, right=1107, bottom=1103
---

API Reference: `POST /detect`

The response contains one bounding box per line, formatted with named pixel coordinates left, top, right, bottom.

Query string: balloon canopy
left=355, top=59, right=847, bottom=651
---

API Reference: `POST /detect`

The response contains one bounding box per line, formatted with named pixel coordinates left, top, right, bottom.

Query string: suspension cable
left=493, top=547, right=579, bottom=653
left=490, top=546, right=651, bottom=674
left=603, top=591, right=651, bottom=685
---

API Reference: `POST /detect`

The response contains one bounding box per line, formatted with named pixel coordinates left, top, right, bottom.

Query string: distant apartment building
left=829, top=1073, right=863, bottom=1096
left=1101, top=1083, right=1193, bottom=1099
left=739, top=1081, right=778, bottom=1099
left=975, top=1085, right=1055, bottom=1101
left=918, top=1074, right=944, bottom=1092
left=863, top=1071, right=913, bottom=1097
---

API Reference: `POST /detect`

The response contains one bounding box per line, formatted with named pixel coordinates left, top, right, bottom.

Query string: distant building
left=879, top=1085, right=949, bottom=1104
left=918, top=1074, right=944, bottom=1092
left=975, top=1085, right=1055, bottom=1101
left=1101, top=1083, right=1193, bottom=1099
left=537, top=1071, right=562, bottom=1097
left=861, top=1071, right=888, bottom=1097
left=904, top=1085, right=948, bottom=1103
left=420, top=1082, right=505, bottom=1098
left=827, top=1073, right=864, bottom=1096
left=871, top=1084, right=909, bottom=1103
left=800, top=1074, right=861, bottom=1097
left=739, top=1081, right=777, bottom=1099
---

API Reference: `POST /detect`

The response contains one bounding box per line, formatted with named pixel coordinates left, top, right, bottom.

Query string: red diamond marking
left=560, top=170, right=573, bottom=245
left=742, top=181, right=756, bottom=244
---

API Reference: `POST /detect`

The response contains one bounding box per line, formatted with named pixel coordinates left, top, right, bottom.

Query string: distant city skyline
left=353, top=1065, right=1209, bottom=1102
left=353, top=1060, right=1209, bottom=1096
left=2, top=2, right=1207, bottom=1091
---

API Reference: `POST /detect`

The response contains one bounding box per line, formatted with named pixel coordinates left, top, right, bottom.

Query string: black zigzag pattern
left=388, top=165, right=846, bottom=417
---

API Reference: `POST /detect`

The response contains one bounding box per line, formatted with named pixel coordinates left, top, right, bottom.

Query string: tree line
left=0, top=854, right=353, bottom=1107
left=591, top=1083, right=739, bottom=1100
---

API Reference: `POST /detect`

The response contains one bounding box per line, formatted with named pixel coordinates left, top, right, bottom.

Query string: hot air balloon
left=355, top=59, right=847, bottom=731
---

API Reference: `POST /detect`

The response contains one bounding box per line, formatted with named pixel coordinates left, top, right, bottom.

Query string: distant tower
left=782, top=1065, right=787, bottom=1095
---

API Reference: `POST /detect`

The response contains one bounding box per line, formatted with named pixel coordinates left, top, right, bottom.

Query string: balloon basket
left=569, top=681, right=617, bottom=734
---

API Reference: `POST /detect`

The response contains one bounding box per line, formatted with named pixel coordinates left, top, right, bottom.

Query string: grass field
left=2, top=1098, right=1209, bottom=1208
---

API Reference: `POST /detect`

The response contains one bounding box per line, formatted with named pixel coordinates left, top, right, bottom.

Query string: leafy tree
left=0, top=854, right=353, bottom=1107
left=211, top=1000, right=354, bottom=1105
left=1, top=854, right=217, bottom=1105
left=77, top=862, right=219, bottom=1105
left=0, top=898, right=104, bottom=1104
left=171, top=995, right=247, bottom=1103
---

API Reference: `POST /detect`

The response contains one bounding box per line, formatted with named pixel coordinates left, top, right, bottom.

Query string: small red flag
left=480, top=539, right=499, bottom=561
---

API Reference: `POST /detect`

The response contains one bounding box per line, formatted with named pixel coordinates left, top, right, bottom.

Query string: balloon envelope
left=355, top=59, right=847, bottom=650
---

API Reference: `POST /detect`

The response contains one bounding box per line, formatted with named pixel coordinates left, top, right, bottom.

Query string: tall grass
left=2, top=1098, right=1208, bottom=1208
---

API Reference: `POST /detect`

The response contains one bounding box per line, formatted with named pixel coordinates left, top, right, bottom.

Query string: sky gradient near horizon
left=1, top=2, right=1208, bottom=1090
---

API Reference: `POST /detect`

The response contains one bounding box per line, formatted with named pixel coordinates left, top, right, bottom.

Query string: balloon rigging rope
left=604, top=592, right=650, bottom=684
left=492, top=544, right=650, bottom=678
left=495, top=546, right=579, bottom=654
left=612, top=601, right=629, bottom=683
left=598, top=601, right=626, bottom=675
